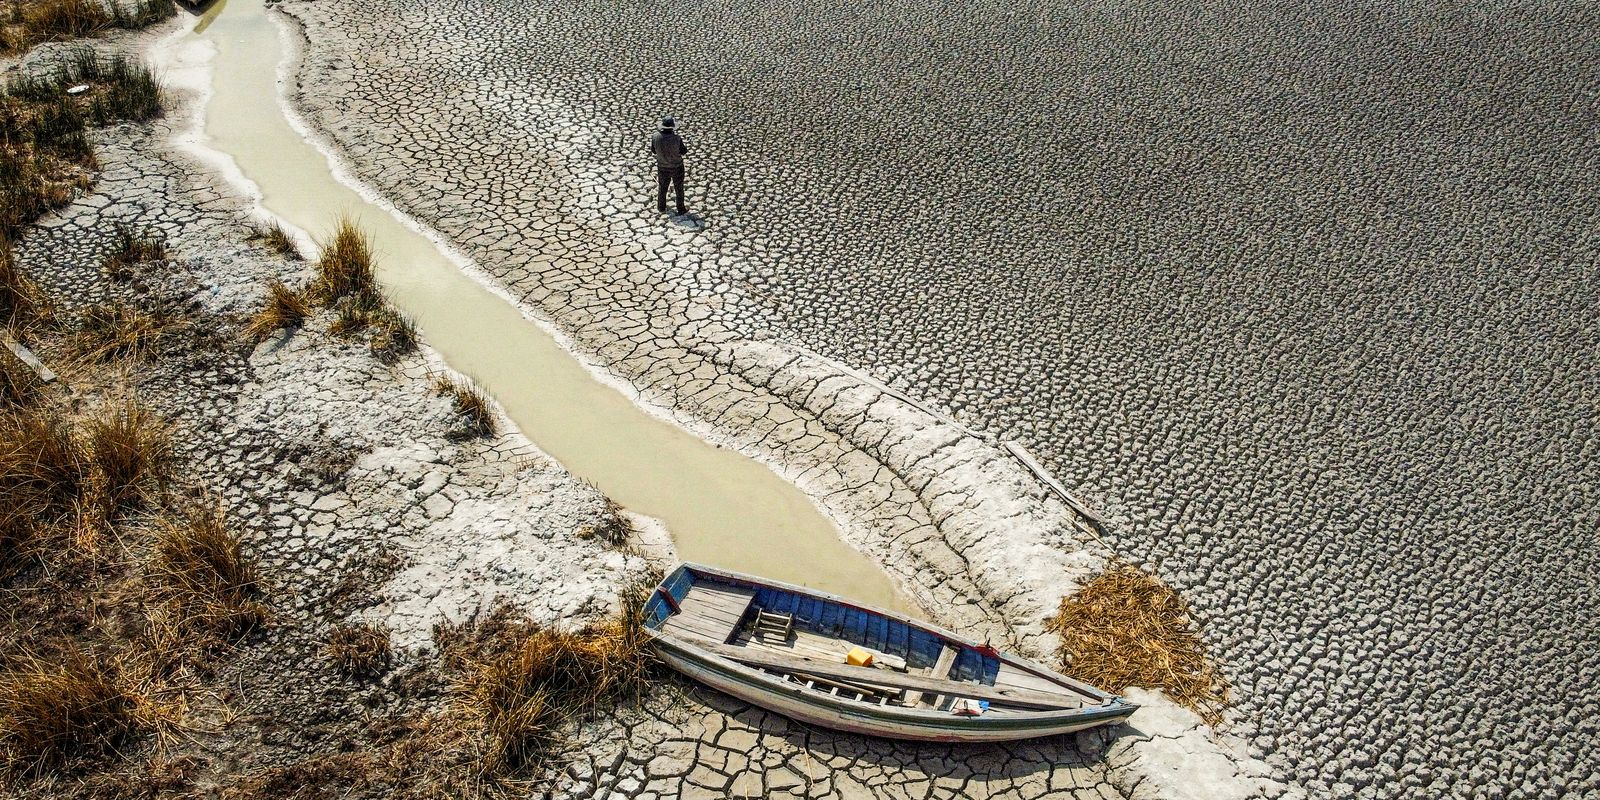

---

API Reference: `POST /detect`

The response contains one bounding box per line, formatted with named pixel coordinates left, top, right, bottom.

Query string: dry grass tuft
left=0, top=647, right=143, bottom=779
left=243, top=279, right=310, bottom=343
left=576, top=492, right=634, bottom=547
left=1046, top=561, right=1230, bottom=726
left=326, top=289, right=381, bottom=338
left=0, top=399, right=174, bottom=580
left=221, top=753, right=377, bottom=800
left=0, top=242, right=46, bottom=328
left=366, top=304, right=417, bottom=363
left=100, top=221, right=166, bottom=279
left=431, top=374, right=496, bottom=437
left=0, top=345, right=44, bottom=408
left=251, top=220, right=300, bottom=260
left=0, top=408, right=84, bottom=578
left=147, top=500, right=267, bottom=647
left=219, top=714, right=468, bottom=799
left=313, top=219, right=376, bottom=304
left=18, top=0, right=109, bottom=43
left=68, top=301, right=177, bottom=362
left=1, top=0, right=176, bottom=54
left=81, top=397, right=171, bottom=515
left=326, top=621, right=392, bottom=680
left=440, top=587, right=651, bottom=775
left=0, top=407, right=87, bottom=518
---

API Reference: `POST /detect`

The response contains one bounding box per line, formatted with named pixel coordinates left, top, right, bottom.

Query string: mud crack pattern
left=278, top=1, right=1600, bottom=797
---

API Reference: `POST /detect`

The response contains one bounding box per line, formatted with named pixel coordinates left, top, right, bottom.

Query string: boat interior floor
left=659, top=583, right=1091, bottom=712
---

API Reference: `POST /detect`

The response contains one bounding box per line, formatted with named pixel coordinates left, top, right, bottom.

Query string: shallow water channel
left=186, top=0, right=912, bottom=612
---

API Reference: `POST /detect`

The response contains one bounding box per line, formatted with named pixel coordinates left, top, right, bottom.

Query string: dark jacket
left=650, top=130, right=687, bottom=169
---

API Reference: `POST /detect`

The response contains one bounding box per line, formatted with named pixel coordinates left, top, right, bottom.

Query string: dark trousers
left=657, top=166, right=685, bottom=213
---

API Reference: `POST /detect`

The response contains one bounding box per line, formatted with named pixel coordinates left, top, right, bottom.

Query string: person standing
left=650, top=116, right=688, bottom=215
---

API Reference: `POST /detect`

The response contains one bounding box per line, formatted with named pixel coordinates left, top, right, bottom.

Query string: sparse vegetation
left=303, top=219, right=422, bottom=362
left=0, top=397, right=174, bottom=581
left=1046, top=561, right=1229, bottom=726
left=577, top=491, right=633, bottom=546
left=0, top=647, right=143, bottom=780
left=0, top=0, right=177, bottom=55
left=0, top=243, right=47, bottom=328
left=68, top=301, right=178, bottom=362
left=87, top=54, right=164, bottom=124
left=0, top=407, right=87, bottom=578
left=250, top=220, right=300, bottom=260
left=0, top=345, right=43, bottom=407
left=100, top=220, right=166, bottom=279
left=438, top=586, right=652, bottom=775
left=313, top=218, right=376, bottom=304
left=81, top=397, right=172, bottom=516
left=243, top=279, right=311, bottom=342
left=326, top=621, right=392, bottom=680
left=147, top=499, right=267, bottom=647
left=365, top=304, right=417, bottom=362
left=431, top=373, right=496, bottom=437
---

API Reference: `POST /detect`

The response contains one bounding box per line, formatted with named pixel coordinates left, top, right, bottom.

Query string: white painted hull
left=655, top=643, right=1125, bottom=743
left=643, top=563, right=1138, bottom=743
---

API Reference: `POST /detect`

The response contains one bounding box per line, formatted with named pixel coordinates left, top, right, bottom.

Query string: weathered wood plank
left=994, top=663, right=1068, bottom=691
left=1, top=331, right=56, bottom=383
left=679, top=637, right=1085, bottom=711
left=914, top=645, right=961, bottom=708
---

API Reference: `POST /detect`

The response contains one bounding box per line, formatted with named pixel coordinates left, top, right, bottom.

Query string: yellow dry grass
left=430, top=374, right=496, bottom=437
left=147, top=500, right=267, bottom=649
left=68, top=302, right=179, bottom=363
left=0, top=346, right=43, bottom=408
left=0, top=242, right=47, bottom=329
left=251, top=220, right=300, bottom=260
left=0, top=647, right=142, bottom=779
left=81, top=397, right=172, bottom=516
left=326, top=621, right=391, bottom=680
left=243, top=279, right=311, bottom=342
left=313, top=218, right=376, bottom=304
left=1046, top=561, right=1230, bottom=726
left=441, top=585, right=651, bottom=775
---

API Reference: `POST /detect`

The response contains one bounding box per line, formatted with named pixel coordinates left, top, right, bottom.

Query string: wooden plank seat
left=659, top=585, right=756, bottom=644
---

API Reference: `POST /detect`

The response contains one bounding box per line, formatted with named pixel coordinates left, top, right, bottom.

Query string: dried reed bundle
left=1047, top=561, right=1229, bottom=726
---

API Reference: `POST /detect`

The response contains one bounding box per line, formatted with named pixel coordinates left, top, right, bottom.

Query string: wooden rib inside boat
left=642, top=563, right=1138, bottom=742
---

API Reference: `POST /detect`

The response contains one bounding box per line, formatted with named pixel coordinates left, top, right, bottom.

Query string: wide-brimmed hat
left=660, top=116, right=676, bottom=131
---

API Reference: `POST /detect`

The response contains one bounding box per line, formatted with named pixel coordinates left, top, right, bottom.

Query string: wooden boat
left=642, top=563, right=1137, bottom=742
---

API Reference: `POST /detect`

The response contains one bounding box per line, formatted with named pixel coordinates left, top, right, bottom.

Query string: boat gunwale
left=648, top=562, right=1128, bottom=710
left=647, top=628, right=1139, bottom=731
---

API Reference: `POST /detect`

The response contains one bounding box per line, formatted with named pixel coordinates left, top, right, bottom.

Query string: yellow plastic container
left=846, top=647, right=874, bottom=667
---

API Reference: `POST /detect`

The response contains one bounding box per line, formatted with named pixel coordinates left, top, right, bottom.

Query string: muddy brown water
left=184, top=0, right=913, bottom=613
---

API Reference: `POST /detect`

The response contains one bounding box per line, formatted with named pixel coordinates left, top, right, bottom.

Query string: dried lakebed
left=5, top=26, right=1161, bottom=800
left=72, top=4, right=1298, bottom=800
left=275, top=0, right=1600, bottom=798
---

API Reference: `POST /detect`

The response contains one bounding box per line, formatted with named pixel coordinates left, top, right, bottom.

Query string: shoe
left=676, top=208, right=688, bottom=216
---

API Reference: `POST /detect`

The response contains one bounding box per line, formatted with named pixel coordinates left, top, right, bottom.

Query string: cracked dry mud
left=275, top=0, right=1600, bottom=798
left=5, top=25, right=1240, bottom=800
